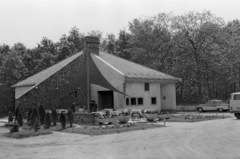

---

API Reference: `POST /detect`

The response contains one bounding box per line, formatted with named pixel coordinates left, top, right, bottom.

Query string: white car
left=196, top=100, right=229, bottom=112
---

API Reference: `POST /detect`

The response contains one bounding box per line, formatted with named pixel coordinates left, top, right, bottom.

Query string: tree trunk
left=196, top=69, right=202, bottom=104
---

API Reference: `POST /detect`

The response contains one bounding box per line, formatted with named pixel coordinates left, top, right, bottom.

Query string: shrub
left=44, top=112, right=51, bottom=129
left=51, top=108, right=58, bottom=126
left=71, top=104, right=76, bottom=113
left=8, top=111, right=13, bottom=123
left=10, top=121, right=19, bottom=133
left=17, top=112, right=23, bottom=126
left=60, top=113, right=66, bottom=129
left=30, top=108, right=39, bottom=126
left=27, top=108, right=32, bottom=123
left=67, top=108, right=74, bottom=127
left=15, top=107, right=19, bottom=121
left=39, top=105, right=46, bottom=125
left=33, top=117, right=40, bottom=132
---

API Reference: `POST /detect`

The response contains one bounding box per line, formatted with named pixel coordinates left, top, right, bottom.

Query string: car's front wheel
left=197, top=107, right=203, bottom=112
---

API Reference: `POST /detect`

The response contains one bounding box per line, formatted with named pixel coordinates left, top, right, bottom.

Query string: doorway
left=98, top=91, right=114, bottom=110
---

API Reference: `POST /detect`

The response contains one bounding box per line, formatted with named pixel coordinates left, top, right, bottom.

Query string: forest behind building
left=1, top=11, right=240, bottom=111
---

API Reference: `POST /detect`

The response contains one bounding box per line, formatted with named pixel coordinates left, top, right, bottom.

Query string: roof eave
left=12, top=83, right=36, bottom=88
left=125, top=77, right=181, bottom=83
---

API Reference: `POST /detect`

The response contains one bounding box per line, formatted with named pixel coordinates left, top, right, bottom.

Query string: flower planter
left=144, top=114, right=158, bottom=121
left=118, top=115, right=131, bottom=123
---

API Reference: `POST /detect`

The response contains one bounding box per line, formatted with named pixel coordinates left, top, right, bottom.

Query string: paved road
left=0, top=113, right=240, bottom=159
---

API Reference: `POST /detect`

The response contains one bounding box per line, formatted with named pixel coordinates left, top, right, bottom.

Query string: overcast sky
left=0, top=0, right=240, bottom=48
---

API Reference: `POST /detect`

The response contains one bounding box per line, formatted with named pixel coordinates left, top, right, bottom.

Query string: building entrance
left=98, top=91, right=114, bottom=110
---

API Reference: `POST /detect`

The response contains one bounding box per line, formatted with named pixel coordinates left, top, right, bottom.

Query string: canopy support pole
left=87, top=53, right=90, bottom=112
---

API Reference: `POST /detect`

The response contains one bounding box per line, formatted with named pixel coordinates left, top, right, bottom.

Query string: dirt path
left=1, top=113, right=240, bottom=159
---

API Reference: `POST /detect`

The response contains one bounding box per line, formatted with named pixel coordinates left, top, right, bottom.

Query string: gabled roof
left=99, top=51, right=179, bottom=81
left=12, top=51, right=180, bottom=88
left=12, top=52, right=83, bottom=87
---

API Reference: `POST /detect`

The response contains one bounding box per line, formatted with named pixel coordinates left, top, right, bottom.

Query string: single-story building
left=12, top=37, right=181, bottom=112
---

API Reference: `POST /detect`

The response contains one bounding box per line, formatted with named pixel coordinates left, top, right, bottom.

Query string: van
left=230, top=92, right=240, bottom=119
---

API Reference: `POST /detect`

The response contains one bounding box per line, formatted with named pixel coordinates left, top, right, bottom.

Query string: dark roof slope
left=12, top=52, right=83, bottom=87
left=99, top=52, right=179, bottom=80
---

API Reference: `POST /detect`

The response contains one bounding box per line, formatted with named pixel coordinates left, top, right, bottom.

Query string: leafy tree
left=114, top=30, right=132, bottom=59
left=171, top=11, right=225, bottom=103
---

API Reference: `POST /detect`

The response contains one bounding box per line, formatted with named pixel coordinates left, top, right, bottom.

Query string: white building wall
left=91, top=82, right=177, bottom=111
left=161, top=84, right=176, bottom=111
left=124, top=82, right=161, bottom=110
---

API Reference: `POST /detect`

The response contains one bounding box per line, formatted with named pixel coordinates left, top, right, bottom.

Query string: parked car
left=196, top=100, right=229, bottom=112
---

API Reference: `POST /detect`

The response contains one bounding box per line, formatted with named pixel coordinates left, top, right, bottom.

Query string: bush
left=51, top=108, right=58, bottom=126
left=39, top=105, right=46, bottom=125
left=33, top=117, right=40, bottom=132
left=30, top=108, right=39, bottom=126
left=44, top=112, right=51, bottom=129
left=71, top=104, right=76, bottom=113
left=8, top=111, right=13, bottom=123
left=27, top=108, right=32, bottom=123
left=10, top=121, right=19, bottom=133
left=15, top=107, right=19, bottom=121
left=67, top=108, right=74, bottom=127
left=60, top=113, right=66, bottom=129
left=17, top=112, right=23, bottom=126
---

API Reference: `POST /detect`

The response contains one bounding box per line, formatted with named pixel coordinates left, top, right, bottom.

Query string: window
left=131, top=98, right=136, bottom=105
left=145, top=83, right=149, bottom=91
left=138, top=98, right=143, bottom=105
left=151, top=97, right=157, bottom=105
left=126, top=98, right=129, bottom=106
left=234, top=94, right=240, bottom=100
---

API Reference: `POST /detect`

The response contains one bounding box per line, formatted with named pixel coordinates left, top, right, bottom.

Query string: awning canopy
left=59, top=53, right=126, bottom=98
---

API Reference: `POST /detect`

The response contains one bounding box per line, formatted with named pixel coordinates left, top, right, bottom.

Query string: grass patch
left=2, top=129, right=53, bottom=139
left=57, top=122, right=164, bottom=136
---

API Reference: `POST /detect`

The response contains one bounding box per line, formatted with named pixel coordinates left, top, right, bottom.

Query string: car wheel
left=218, top=108, right=224, bottom=112
left=197, top=107, right=203, bottom=112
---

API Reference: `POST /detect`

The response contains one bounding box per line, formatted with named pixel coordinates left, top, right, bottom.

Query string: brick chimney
left=84, top=36, right=100, bottom=55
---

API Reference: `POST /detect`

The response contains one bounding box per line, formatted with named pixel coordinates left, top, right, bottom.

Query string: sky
left=0, top=0, right=240, bottom=48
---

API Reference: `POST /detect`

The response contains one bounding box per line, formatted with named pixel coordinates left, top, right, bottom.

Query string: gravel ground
left=0, top=112, right=240, bottom=159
